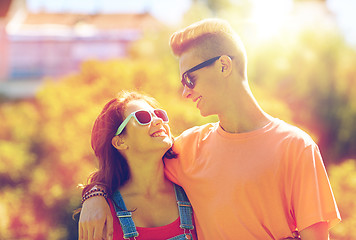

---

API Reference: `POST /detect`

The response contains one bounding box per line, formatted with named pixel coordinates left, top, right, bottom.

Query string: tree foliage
left=329, top=160, right=356, bottom=239
left=0, top=55, right=219, bottom=239
left=247, top=30, right=356, bottom=164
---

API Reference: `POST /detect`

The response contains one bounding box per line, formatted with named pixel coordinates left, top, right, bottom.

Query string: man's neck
left=219, top=113, right=272, bottom=133
left=218, top=85, right=272, bottom=133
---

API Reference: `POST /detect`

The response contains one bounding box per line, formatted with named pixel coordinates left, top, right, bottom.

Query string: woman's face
left=119, top=99, right=173, bottom=155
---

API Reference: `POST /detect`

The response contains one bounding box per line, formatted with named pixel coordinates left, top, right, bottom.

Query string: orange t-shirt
left=164, top=119, right=340, bottom=239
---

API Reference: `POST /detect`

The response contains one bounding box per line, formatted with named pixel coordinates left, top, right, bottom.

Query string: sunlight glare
left=251, top=0, right=293, bottom=40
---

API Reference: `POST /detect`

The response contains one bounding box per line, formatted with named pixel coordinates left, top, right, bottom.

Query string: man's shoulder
left=180, top=122, right=217, bottom=137
left=175, top=122, right=218, bottom=144
left=273, top=119, right=316, bottom=147
left=172, top=122, right=217, bottom=158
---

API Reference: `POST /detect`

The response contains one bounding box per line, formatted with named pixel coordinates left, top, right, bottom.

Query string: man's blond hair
left=169, top=18, right=247, bottom=77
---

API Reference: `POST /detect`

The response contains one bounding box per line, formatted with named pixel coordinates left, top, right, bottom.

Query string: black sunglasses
left=181, top=56, right=221, bottom=89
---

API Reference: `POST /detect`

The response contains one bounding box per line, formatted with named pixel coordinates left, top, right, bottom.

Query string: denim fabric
left=112, top=191, right=139, bottom=239
left=174, top=184, right=194, bottom=230
left=168, top=233, right=193, bottom=240
left=112, top=184, right=193, bottom=240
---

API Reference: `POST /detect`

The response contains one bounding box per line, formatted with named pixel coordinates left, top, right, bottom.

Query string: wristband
left=83, top=187, right=107, bottom=197
left=81, top=192, right=107, bottom=204
left=81, top=186, right=108, bottom=204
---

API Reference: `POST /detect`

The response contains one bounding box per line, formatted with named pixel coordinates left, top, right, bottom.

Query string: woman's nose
left=151, top=115, right=164, bottom=125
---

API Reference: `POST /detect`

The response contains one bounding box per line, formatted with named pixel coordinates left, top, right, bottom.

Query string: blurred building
left=0, top=0, right=338, bottom=98
left=0, top=0, right=163, bottom=98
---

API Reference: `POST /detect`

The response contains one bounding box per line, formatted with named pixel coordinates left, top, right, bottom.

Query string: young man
left=79, top=19, right=340, bottom=240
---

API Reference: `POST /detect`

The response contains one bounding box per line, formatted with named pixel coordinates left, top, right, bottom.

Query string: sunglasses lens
left=154, top=110, right=169, bottom=122
left=183, top=73, right=194, bottom=89
left=135, top=110, right=152, bottom=125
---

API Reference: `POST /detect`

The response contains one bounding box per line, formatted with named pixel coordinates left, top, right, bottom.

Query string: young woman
left=79, top=91, right=197, bottom=240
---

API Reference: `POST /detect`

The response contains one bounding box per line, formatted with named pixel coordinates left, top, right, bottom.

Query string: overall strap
left=174, top=184, right=194, bottom=230
left=112, top=190, right=139, bottom=239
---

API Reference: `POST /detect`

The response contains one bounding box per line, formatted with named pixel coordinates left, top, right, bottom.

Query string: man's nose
left=182, top=85, right=193, bottom=98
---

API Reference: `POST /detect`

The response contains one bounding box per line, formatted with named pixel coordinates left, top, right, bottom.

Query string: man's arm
left=299, top=222, right=329, bottom=240
left=78, top=196, right=113, bottom=240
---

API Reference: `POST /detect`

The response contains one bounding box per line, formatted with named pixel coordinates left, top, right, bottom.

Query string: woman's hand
left=78, top=196, right=113, bottom=240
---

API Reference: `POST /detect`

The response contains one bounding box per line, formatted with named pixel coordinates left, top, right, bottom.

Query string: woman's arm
left=299, top=222, right=329, bottom=240
left=78, top=196, right=113, bottom=240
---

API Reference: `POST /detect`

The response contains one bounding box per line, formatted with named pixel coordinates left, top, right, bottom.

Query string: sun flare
left=250, top=0, right=293, bottom=39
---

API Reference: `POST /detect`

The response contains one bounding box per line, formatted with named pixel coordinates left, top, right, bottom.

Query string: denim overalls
left=112, top=184, right=194, bottom=240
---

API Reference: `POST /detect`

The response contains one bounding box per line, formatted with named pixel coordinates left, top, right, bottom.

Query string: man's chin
left=199, top=109, right=211, bottom=117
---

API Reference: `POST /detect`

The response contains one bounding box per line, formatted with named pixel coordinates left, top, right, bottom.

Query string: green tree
left=248, top=30, right=356, bottom=164
left=329, top=159, right=356, bottom=239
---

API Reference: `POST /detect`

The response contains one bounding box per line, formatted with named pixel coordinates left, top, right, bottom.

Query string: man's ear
left=112, top=136, right=128, bottom=150
left=219, top=55, right=233, bottom=77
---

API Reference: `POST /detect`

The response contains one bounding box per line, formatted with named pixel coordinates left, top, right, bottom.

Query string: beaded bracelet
left=81, top=192, right=107, bottom=204
left=81, top=186, right=108, bottom=204
left=83, top=187, right=107, bottom=197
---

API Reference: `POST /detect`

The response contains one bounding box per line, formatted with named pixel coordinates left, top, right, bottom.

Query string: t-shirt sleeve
left=164, top=155, right=181, bottom=185
left=164, top=134, right=186, bottom=185
left=164, top=126, right=202, bottom=185
left=291, top=143, right=341, bottom=231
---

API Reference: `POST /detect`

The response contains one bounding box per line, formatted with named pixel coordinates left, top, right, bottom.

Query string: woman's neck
left=120, top=153, right=171, bottom=197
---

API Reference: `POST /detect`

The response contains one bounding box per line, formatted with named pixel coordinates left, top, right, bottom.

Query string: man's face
left=179, top=49, right=222, bottom=117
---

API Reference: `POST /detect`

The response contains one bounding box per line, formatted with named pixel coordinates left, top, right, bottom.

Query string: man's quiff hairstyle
left=169, top=18, right=247, bottom=77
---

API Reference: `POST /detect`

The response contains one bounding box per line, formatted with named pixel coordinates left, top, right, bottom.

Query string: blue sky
left=26, top=0, right=356, bottom=46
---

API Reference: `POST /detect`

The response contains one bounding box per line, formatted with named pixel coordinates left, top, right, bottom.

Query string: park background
left=0, top=0, right=356, bottom=239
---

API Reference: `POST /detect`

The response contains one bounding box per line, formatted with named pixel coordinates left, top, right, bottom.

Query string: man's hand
left=300, top=222, right=329, bottom=240
left=78, top=196, right=113, bottom=240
